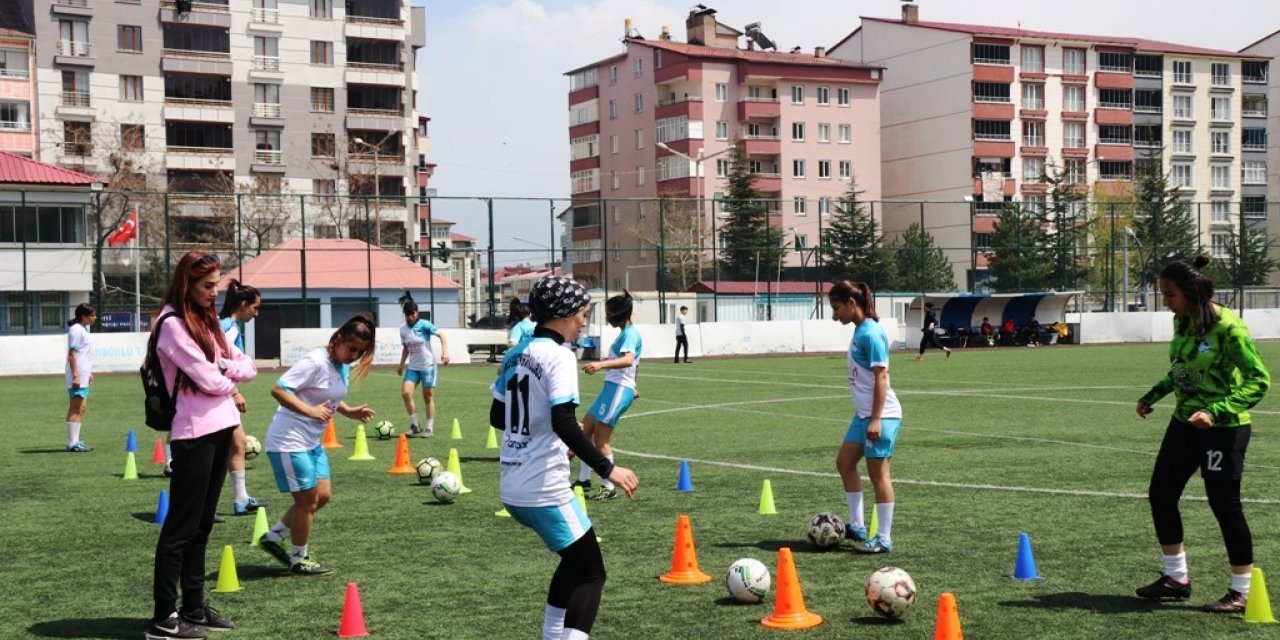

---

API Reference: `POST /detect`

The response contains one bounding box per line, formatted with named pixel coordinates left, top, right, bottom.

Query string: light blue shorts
left=68, top=387, right=90, bottom=399
left=505, top=499, right=593, bottom=552
left=587, top=382, right=636, bottom=428
left=404, top=368, right=437, bottom=388
left=844, top=416, right=902, bottom=459
left=267, top=446, right=331, bottom=493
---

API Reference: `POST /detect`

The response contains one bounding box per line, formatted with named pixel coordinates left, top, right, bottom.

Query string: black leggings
left=1148, top=419, right=1252, bottom=566
left=918, top=331, right=947, bottom=354
left=674, top=335, right=689, bottom=362
left=549, top=530, right=607, bottom=634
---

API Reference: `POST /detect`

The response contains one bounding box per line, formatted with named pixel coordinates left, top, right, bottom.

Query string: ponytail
left=605, top=290, right=634, bottom=327
left=1159, top=256, right=1217, bottom=337
left=219, top=279, right=260, bottom=319
left=828, top=280, right=877, bottom=321
left=507, top=297, right=531, bottom=324
left=330, top=313, right=377, bottom=383
left=69, top=302, right=95, bottom=327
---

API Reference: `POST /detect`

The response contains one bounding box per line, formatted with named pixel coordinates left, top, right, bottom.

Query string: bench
left=467, top=342, right=508, bottom=363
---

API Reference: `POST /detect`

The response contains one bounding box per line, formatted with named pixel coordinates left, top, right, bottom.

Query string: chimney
left=902, top=1, right=919, bottom=24
left=660, top=25, right=671, bottom=41
left=814, top=46, right=826, bottom=58
left=685, top=6, right=717, bottom=46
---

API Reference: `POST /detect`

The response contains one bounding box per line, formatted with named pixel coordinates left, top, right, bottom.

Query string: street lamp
left=1123, top=226, right=1141, bottom=312
left=512, top=235, right=555, bottom=270
left=656, top=142, right=729, bottom=281
left=352, top=136, right=381, bottom=247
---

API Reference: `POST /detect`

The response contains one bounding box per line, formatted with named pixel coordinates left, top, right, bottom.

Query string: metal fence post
left=299, top=194, right=308, bottom=324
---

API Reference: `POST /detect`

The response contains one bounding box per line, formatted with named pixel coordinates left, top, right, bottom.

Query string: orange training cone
left=322, top=419, right=342, bottom=449
left=933, top=592, right=963, bottom=640
left=151, top=437, right=166, bottom=465
left=388, top=434, right=415, bottom=474
left=658, top=514, right=711, bottom=585
left=760, top=547, right=823, bottom=629
left=337, top=582, right=369, bottom=638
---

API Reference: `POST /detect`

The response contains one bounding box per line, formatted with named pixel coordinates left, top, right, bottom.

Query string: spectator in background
left=914, top=302, right=951, bottom=361
left=64, top=303, right=96, bottom=452
left=980, top=317, right=995, bottom=347
left=674, top=305, right=691, bottom=363
left=1001, top=317, right=1017, bottom=346
left=1025, top=316, right=1043, bottom=348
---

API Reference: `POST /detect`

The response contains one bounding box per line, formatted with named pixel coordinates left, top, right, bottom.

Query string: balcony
left=252, top=102, right=281, bottom=118
left=1094, top=143, right=1133, bottom=162
left=346, top=13, right=403, bottom=26
left=655, top=96, right=702, bottom=121
left=164, top=98, right=234, bottom=123
left=254, top=149, right=283, bottom=164
left=160, top=0, right=229, bottom=12
left=737, top=97, right=780, bottom=121
left=972, top=176, right=1016, bottom=197
left=251, top=55, right=280, bottom=71
left=1094, top=71, right=1133, bottom=89
left=60, top=91, right=91, bottom=108
left=1095, top=108, right=1133, bottom=126
left=741, top=135, right=781, bottom=156
left=973, top=102, right=1014, bottom=120
left=55, top=40, right=93, bottom=65
left=52, top=0, right=92, bottom=16
left=752, top=173, right=782, bottom=193
left=249, top=7, right=279, bottom=23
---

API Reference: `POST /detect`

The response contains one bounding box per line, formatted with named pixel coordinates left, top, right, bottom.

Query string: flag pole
left=133, top=214, right=141, bottom=332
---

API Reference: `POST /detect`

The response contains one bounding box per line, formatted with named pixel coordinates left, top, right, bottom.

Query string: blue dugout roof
left=911, top=292, right=1081, bottom=330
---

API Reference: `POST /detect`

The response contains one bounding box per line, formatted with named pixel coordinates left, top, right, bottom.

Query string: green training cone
left=445, top=448, right=472, bottom=493
left=212, top=545, right=241, bottom=593
left=757, top=479, right=777, bottom=515
left=495, top=507, right=511, bottom=518
left=1245, top=567, right=1277, bottom=624
left=485, top=426, right=498, bottom=449
left=348, top=424, right=375, bottom=461
left=122, top=451, right=138, bottom=480
left=250, top=506, right=269, bottom=545
left=450, top=417, right=462, bottom=440
left=869, top=507, right=879, bottom=539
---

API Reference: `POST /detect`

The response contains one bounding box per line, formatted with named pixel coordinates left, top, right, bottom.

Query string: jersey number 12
left=506, top=374, right=531, bottom=436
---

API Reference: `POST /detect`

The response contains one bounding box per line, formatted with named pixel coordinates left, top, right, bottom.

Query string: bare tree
left=625, top=193, right=701, bottom=292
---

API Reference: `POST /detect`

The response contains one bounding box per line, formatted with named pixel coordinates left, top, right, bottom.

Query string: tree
left=717, top=141, right=787, bottom=281
left=1041, top=162, right=1091, bottom=291
left=1208, top=225, right=1279, bottom=307
left=1129, top=158, right=1198, bottom=290
left=887, top=223, right=954, bottom=292
left=626, top=193, right=700, bottom=292
left=985, top=203, right=1053, bottom=292
left=821, top=179, right=894, bottom=289
left=1085, top=188, right=1139, bottom=310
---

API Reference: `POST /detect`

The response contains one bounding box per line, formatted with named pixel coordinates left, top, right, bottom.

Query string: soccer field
left=2, top=342, right=1279, bottom=639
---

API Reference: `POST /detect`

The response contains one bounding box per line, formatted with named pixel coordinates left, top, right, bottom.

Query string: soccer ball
left=725, top=558, right=771, bottom=604
left=865, top=566, right=917, bottom=619
left=415, top=457, right=443, bottom=485
left=806, top=512, right=845, bottom=549
left=430, top=471, right=461, bottom=503
left=374, top=420, right=395, bottom=440
left=243, top=435, right=262, bottom=460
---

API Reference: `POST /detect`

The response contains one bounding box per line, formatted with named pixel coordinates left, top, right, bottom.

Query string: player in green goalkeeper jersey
left=1133, top=257, right=1270, bottom=614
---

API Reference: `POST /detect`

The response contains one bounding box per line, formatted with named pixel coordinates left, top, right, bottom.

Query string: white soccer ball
left=866, top=566, right=917, bottom=619
left=725, top=558, right=771, bottom=604
left=374, top=420, right=395, bottom=440
left=243, top=435, right=262, bottom=460
left=415, top=457, right=443, bottom=485
left=430, top=471, right=461, bottom=503
left=807, top=512, right=844, bottom=550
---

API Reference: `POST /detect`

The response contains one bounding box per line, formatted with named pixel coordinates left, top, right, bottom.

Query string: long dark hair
left=1160, top=256, right=1217, bottom=337
left=329, top=313, right=377, bottom=384
left=507, top=297, right=531, bottom=325
left=68, top=302, right=94, bottom=327
left=828, top=280, right=878, bottom=321
left=219, top=279, right=260, bottom=320
left=160, top=251, right=228, bottom=382
left=400, top=292, right=418, bottom=319
left=605, top=291, right=633, bottom=327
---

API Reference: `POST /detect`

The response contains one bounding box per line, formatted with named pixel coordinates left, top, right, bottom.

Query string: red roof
left=688, top=280, right=832, bottom=295
left=218, top=239, right=458, bottom=291
left=449, top=231, right=475, bottom=242
left=857, top=17, right=1260, bottom=58
left=0, top=151, right=99, bottom=186
left=640, top=39, right=882, bottom=69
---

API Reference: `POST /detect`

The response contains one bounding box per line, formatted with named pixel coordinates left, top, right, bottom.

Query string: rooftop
left=218, top=239, right=459, bottom=291
left=0, top=152, right=99, bottom=187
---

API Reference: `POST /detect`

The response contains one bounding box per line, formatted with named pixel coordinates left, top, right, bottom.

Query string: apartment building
left=1240, top=30, right=1280, bottom=285
left=13, top=0, right=426, bottom=252
left=0, top=5, right=36, bottom=156
left=832, top=3, right=1271, bottom=289
left=564, top=6, right=883, bottom=291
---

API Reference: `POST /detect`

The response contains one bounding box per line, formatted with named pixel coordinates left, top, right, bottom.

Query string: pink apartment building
left=0, top=12, right=35, bottom=156
left=564, top=6, right=883, bottom=291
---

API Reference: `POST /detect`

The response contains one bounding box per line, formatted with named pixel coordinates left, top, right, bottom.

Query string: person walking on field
left=64, top=303, right=96, bottom=452
left=218, top=279, right=263, bottom=515
left=1134, top=257, right=1270, bottom=614
left=915, top=302, right=951, bottom=361
left=397, top=295, right=449, bottom=438
left=673, top=305, right=691, bottom=363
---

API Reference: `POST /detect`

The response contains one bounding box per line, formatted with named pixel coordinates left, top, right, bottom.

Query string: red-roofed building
left=831, top=5, right=1272, bottom=289
left=0, top=6, right=35, bottom=158
left=564, top=5, right=883, bottom=292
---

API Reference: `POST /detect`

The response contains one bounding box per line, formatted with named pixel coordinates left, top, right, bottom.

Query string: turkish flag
left=106, top=211, right=138, bottom=247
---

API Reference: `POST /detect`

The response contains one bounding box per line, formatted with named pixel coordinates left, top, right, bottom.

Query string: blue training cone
left=154, top=489, right=169, bottom=525
left=675, top=459, right=694, bottom=492
left=125, top=429, right=137, bottom=453
left=1013, top=532, right=1039, bottom=580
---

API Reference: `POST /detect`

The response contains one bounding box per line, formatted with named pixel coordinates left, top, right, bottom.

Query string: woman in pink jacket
left=146, top=250, right=256, bottom=640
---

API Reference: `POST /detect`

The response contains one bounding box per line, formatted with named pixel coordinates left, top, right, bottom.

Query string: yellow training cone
left=450, top=417, right=462, bottom=440
left=869, top=507, right=879, bottom=538
left=495, top=507, right=511, bottom=518
left=1245, top=567, right=1277, bottom=624
left=573, top=486, right=602, bottom=543
left=445, top=448, right=471, bottom=493
left=485, top=426, right=498, bottom=449
left=250, top=507, right=269, bottom=545
left=348, top=424, right=375, bottom=461
left=122, top=452, right=138, bottom=480
left=212, top=545, right=241, bottom=593
left=757, top=479, right=777, bottom=515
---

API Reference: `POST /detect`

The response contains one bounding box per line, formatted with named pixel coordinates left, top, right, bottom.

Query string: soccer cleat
left=570, top=479, right=592, bottom=492
left=1203, top=589, right=1247, bottom=613
left=407, top=425, right=429, bottom=438
left=1135, top=575, right=1192, bottom=600
left=163, top=462, right=173, bottom=478
left=180, top=603, right=234, bottom=630
left=844, top=523, right=868, bottom=542
left=232, top=497, right=264, bottom=515
left=257, top=538, right=291, bottom=567
left=66, top=440, right=93, bottom=452
left=289, top=556, right=333, bottom=575
left=852, top=534, right=893, bottom=554
left=589, top=487, right=618, bottom=501
left=144, top=613, right=208, bottom=640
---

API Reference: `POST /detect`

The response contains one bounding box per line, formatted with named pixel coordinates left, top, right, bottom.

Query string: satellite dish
left=744, top=22, right=776, bottom=50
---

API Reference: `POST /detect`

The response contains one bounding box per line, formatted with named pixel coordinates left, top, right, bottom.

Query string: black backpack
left=141, top=312, right=182, bottom=431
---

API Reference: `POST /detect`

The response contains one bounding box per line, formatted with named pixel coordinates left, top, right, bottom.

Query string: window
left=972, top=43, right=1010, bottom=64
left=120, top=75, right=143, bottom=101
left=1022, top=156, right=1044, bottom=182
left=608, top=66, right=617, bottom=85
left=792, top=197, right=807, bottom=215
left=817, top=86, right=830, bottom=105
left=118, top=26, right=142, bottom=52
left=1097, top=51, right=1131, bottom=72
left=609, top=134, right=618, bottom=154
left=1243, top=94, right=1267, bottom=116
left=1243, top=196, right=1267, bottom=219
left=715, top=83, right=727, bottom=102
left=792, top=159, right=805, bottom=178
left=1063, top=122, right=1084, bottom=148
left=1063, top=85, right=1085, bottom=112
left=1173, top=60, right=1193, bottom=84
left=634, top=92, right=643, bottom=113
left=0, top=48, right=30, bottom=78
left=1211, top=62, right=1231, bottom=86
left=633, top=128, right=644, bottom=149
left=636, top=166, right=644, bottom=186
left=1243, top=128, right=1267, bottom=151
left=1172, top=129, right=1192, bottom=153
left=1021, top=84, right=1043, bottom=110
left=837, top=87, right=850, bottom=106
left=1173, top=95, right=1193, bottom=119
left=63, top=121, right=91, bottom=155
left=1211, top=232, right=1230, bottom=258
left=716, top=159, right=729, bottom=177
left=1243, top=161, right=1266, bottom=184
left=973, top=119, right=1011, bottom=140
left=817, top=160, right=831, bottom=179
left=1065, top=159, right=1086, bottom=183
left=1212, top=201, right=1231, bottom=223
left=1211, top=164, right=1231, bottom=189
left=791, top=122, right=805, bottom=141
left=1022, top=121, right=1044, bottom=147
left=59, top=20, right=88, bottom=52
left=1243, top=60, right=1269, bottom=84
left=715, top=120, right=729, bottom=140
left=608, top=99, right=617, bottom=119
left=1171, top=164, right=1192, bottom=187
left=570, top=134, right=598, bottom=160
left=1098, top=88, right=1131, bottom=109
left=1020, top=45, right=1044, bottom=72
left=1212, top=97, right=1230, bottom=120
left=310, top=87, right=334, bottom=112
left=1062, top=48, right=1085, bottom=75
left=633, top=58, right=643, bottom=77
left=817, top=123, right=830, bottom=143
left=120, top=124, right=144, bottom=151
left=310, top=41, right=332, bottom=65
left=838, top=160, right=852, bottom=179
left=311, top=133, right=334, bottom=157
left=1098, top=125, right=1131, bottom=144
left=838, top=124, right=851, bottom=143
left=1134, top=55, right=1163, bottom=77
left=0, top=102, right=29, bottom=130
left=654, top=49, right=663, bottom=68
left=973, top=81, right=1011, bottom=102
left=311, top=0, right=332, bottom=17
left=791, top=85, right=804, bottom=104
left=1211, top=131, right=1230, bottom=155
left=605, top=170, right=616, bottom=189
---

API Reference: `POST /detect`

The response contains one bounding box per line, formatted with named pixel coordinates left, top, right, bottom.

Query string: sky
left=417, top=0, right=1280, bottom=262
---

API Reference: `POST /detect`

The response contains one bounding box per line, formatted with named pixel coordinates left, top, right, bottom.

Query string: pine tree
left=1129, top=157, right=1198, bottom=289
left=1041, top=162, right=1092, bottom=291
left=820, top=179, right=894, bottom=289
left=985, top=203, right=1053, bottom=292
left=1208, top=224, right=1279, bottom=300
left=887, top=223, right=954, bottom=292
left=717, top=141, right=787, bottom=281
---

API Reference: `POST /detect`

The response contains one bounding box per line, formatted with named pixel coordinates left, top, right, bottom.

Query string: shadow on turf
left=19, top=448, right=75, bottom=454
left=460, top=455, right=498, bottom=463
left=713, top=540, right=831, bottom=554
left=998, top=592, right=1177, bottom=614
left=850, top=616, right=905, bottom=626
left=28, top=616, right=139, bottom=639
left=131, top=512, right=161, bottom=524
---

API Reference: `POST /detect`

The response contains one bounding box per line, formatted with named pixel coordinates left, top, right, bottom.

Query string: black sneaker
left=289, top=556, right=332, bottom=575
left=144, top=613, right=208, bottom=640
left=589, top=487, right=618, bottom=501
left=257, top=537, right=292, bottom=567
left=180, top=604, right=233, bottom=631
left=570, top=479, right=592, bottom=492
left=1135, top=575, right=1192, bottom=600
left=1204, top=589, right=1247, bottom=613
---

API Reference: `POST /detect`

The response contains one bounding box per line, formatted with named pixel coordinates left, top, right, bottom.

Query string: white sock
left=541, top=604, right=566, bottom=640
left=562, top=629, right=589, bottom=640
left=230, top=470, right=248, bottom=504
left=578, top=462, right=592, bottom=483
left=266, top=521, right=289, bottom=542
left=1231, top=571, right=1252, bottom=596
left=845, top=491, right=864, bottom=529
left=600, top=454, right=615, bottom=490
left=66, top=422, right=77, bottom=446
left=876, top=503, right=895, bottom=542
left=1163, top=553, right=1189, bottom=582
left=427, top=418, right=435, bottom=432
left=165, top=444, right=172, bottom=465
left=410, top=414, right=419, bottom=428
left=290, top=543, right=308, bottom=563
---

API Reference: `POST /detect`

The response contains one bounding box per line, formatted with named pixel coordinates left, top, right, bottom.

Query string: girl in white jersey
left=64, top=303, right=96, bottom=452
left=829, top=280, right=903, bottom=554
left=490, top=276, right=638, bottom=640
left=575, top=292, right=642, bottom=501
left=397, top=296, right=449, bottom=437
left=257, top=314, right=377, bottom=575
left=217, top=279, right=263, bottom=515
left=507, top=297, right=535, bottom=347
